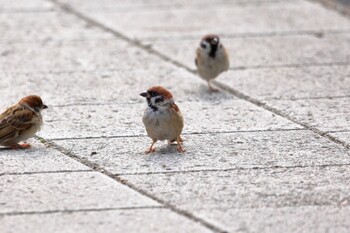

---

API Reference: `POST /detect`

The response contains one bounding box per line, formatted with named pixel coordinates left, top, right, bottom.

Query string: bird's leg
left=176, top=138, right=185, bottom=153
left=10, top=143, right=31, bottom=149
left=145, top=140, right=157, bottom=154
left=208, top=81, right=219, bottom=92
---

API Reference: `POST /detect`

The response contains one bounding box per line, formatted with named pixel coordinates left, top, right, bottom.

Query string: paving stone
left=0, top=139, right=90, bottom=174
left=267, top=97, right=350, bottom=132
left=78, top=1, right=350, bottom=39
left=38, top=99, right=300, bottom=139
left=0, top=68, right=232, bottom=107
left=0, top=39, right=164, bottom=73
left=144, top=33, right=350, bottom=70
left=0, top=0, right=54, bottom=12
left=0, top=11, right=113, bottom=42
left=204, top=206, right=350, bottom=233
left=0, top=172, right=159, bottom=214
left=0, top=208, right=213, bottom=233
left=218, top=65, right=350, bottom=100
left=54, top=130, right=350, bottom=174
left=121, top=166, right=350, bottom=232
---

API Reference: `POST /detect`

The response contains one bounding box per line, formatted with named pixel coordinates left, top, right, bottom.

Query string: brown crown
left=19, top=95, right=44, bottom=108
left=147, top=86, right=173, bottom=100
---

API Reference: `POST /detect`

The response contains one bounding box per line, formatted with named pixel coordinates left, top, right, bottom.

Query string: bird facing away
left=0, top=95, right=48, bottom=149
left=140, top=86, right=185, bottom=154
left=195, top=34, right=230, bottom=91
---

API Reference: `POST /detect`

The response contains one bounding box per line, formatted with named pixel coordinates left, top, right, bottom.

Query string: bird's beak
left=43, top=105, right=48, bottom=109
left=140, top=92, right=149, bottom=98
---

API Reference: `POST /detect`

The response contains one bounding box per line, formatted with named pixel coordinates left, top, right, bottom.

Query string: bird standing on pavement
left=140, top=86, right=185, bottom=154
left=0, top=95, right=48, bottom=149
left=195, top=34, right=230, bottom=91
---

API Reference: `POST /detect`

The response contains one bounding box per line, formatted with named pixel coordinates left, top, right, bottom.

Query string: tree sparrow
left=195, top=34, right=230, bottom=91
left=140, top=86, right=185, bottom=154
left=0, top=95, right=48, bottom=149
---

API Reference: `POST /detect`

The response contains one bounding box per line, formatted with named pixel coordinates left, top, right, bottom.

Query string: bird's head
left=140, top=86, right=174, bottom=111
left=19, top=95, right=48, bottom=112
left=199, top=34, right=221, bottom=58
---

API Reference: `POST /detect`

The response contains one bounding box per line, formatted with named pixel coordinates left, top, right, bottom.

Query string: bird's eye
left=148, top=91, right=159, bottom=97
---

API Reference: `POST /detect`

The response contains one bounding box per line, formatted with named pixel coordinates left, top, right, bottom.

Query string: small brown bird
left=0, top=95, right=48, bottom=149
left=195, top=34, right=230, bottom=91
left=140, top=86, right=185, bottom=154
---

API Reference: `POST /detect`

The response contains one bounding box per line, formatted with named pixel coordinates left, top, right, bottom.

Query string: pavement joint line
left=116, top=163, right=350, bottom=176
left=46, top=128, right=306, bottom=141
left=0, top=169, right=92, bottom=177
left=0, top=206, right=164, bottom=217
left=0, top=9, right=55, bottom=13
left=263, top=95, right=350, bottom=101
left=230, top=61, right=350, bottom=70
left=36, top=135, right=228, bottom=233
left=143, top=29, right=350, bottom=41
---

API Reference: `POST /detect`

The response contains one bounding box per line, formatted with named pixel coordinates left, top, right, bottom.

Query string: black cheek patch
left=155, top=97, right=164, bottom=103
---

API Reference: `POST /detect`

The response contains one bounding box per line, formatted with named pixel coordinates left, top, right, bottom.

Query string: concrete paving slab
left=57, top=0, right=289, bottom=11
left=0, top=172, right=159, bottom=214
left=0, top=0, right=54, bottom=12
left=203, top=206, right=350, bottom=233
left=0, top=39, right=164, bottom=73
left=0, top=11, right=114, bottom=43
left=0, top=68, right=233, bottom=107
left=218, top=65, right=350, bottom=100
left=38, top=100, right=301, bottom=139
left=144, top=33, right=350, bottom=70
left=0, top=139, right=90, bottom=174
left=267, top=97, right=350, bottom=132
left=0, top=208, right=213, bottom=233
left=72, top=1, right=350, bottom=39
left=54, top=130, right=350, bottom=175
left=121, top=166, right=350, bottom=232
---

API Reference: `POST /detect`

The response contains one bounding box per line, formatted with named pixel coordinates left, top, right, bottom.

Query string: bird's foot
left=176, top=144, right=186, bottom=153
left=10, top=143, right=31, bottom=149
left=145, top=147, right=156, bottom=154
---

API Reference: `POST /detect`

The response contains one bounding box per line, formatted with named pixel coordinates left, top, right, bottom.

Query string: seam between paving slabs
left=48, top=0, right=350, bottom=151
left=0, top=206, right=164, bottom=217
left=0, top=169, right=91, bottom=177
left=42, top=1, right=349, bottom=232
left=36, top=137, right=228, bottom=233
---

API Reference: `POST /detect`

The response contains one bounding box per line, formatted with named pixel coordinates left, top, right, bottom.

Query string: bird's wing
left=0, top=107, right=37, bottom=143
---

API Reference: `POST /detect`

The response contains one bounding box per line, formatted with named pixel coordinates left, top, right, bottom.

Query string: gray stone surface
left=144, top=33, right=350, bottom=70
left=267, top=97, right=350, bottom=132
left=71, top=1, right=350, bottom=39
left=122, top=166, right=350, bottom=232
left=219, top=65, right=350, bottom=100
left=0, top=11, right=113, bottom=42
left=0, top=208, right=213, bottom=233
left=0, top=172, right=159, bottom=214
left=0, top=0, right=54, bottom=12
left=0, top=68, right=232, bottom=107
left=54, top=130, right=350, bottom=174
left=0, top=139, right=90, bottom=174
left=38, top=100, right=300, bottom=140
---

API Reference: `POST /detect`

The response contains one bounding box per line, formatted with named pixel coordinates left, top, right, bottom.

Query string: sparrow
left=140, top=86, right=185, bottom=154
left=0, top=95, right=48, bottom=149
left=195, top=34, right=230, bottom=91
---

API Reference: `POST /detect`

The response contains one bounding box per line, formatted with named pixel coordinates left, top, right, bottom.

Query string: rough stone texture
left=0, top=11, right=113, bottom=42
left=71, top=1, right=350, bottom=39
left=218, top=65, right=350, bottom=100
left=144, top=33, right=350, bottom=70
left=267, top=98, right=350, bottom=132
left=0, top=0, right=54, bottom=12
left=0, top=68, right=232, bottom=107
left=0, top=172, right=159, bottom=214
left=122, top=166, right=350, bottom=232
left=54, top=130, right=350, bottom=174
left=38, top=100, right=300, bottom=140
left=0, top=40, right=164, bottom=73
left=0, top=208, right=213, bottom=233
left=0, top=139, right=90, bottom=174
